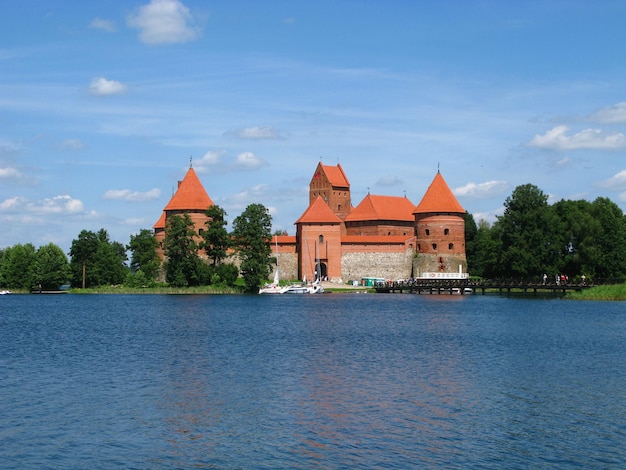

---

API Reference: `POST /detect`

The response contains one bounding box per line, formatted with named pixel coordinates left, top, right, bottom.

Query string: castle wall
left=341, top=249, right=414, bottom=283
left=414, top=213, right=467, bottom=275
left=345, top=221, right=414, bottom=237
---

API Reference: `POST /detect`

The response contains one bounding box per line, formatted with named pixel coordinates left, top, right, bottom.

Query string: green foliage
left=33, top=243, right=71, bottom=290
left=202, top=205, right=230, bottom=266
left=231, top=203, right=273, bottom=293
left=0, top=243, right=36, bottom=289
left=163, top=213, right=202, bottom=287
left=127, top=228, right=161, bottom=280
left=124, top=269, right=158, bottom=288
left=467, top=185, right=626, bottom=281
left=69, top=229, right=128, bottom=288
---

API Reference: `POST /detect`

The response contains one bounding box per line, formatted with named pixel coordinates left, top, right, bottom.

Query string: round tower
left=413, top=171, right=467, bottom=277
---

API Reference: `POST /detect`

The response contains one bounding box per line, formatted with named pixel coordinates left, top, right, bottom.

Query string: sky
left=2, top=0, right=626, bottom=254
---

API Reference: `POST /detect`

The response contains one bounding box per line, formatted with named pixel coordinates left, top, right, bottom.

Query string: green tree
left=201, top=205, right=230, bottom=266
left=127, top=228, right=161, bottom=280
left=590, top=197, right=626, bottom=280
left=33, top=243, right=71, bottom=290
left=163, top=213, right=201, bottom=287
left=494, top=184, right=559, bottom=278
left=69, top=229, right=128, bottom=287
left=69, top=230, right=99, bottom=288
left=0, top=243, right=36, bottom=289
left=231, top=203, right=272, bottom=293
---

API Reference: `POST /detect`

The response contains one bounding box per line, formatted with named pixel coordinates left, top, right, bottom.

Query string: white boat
left=282, top=280, right=324, bottom=294
left=259, top=270, right=283, bottom=294
left=0, top=290, right=12, bottom=295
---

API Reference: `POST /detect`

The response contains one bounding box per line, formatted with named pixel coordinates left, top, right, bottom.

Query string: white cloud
left=193, top=150, right=224, bottom=173
left=454, top=180, right=508, bottom=198
left=0, top=167, right=23, bottom=179
left=103, top=188, right=161, bottom=202
left=588, top=102, right=626, bottom=123
left=528, top=125, right=626, bottom=150
left=376, top=176, right=402, bottom=187
left=90, top=18, right=116, bottom=32
left=127, top=0, right=201, bottom=45
left=35, top=195, right=84, bottom=214
left=235, top=152, right=267, bottom=170
left=0, top=196, right=25, bottom=210
left=227, top=126, right=283, bottom=140
left=88, top=77, right=128, bottom=96
left=599, top=170, right=626, bottom=190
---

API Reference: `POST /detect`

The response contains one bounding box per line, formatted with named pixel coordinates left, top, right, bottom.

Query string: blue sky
left=2, top=0, right=626, bottom=253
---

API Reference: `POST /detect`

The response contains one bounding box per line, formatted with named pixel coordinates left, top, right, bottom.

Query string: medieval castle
left=154, top=162, right=468, bottom=283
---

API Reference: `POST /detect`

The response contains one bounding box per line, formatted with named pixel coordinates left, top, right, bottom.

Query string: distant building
left=153, top=162, right=467, bottom=282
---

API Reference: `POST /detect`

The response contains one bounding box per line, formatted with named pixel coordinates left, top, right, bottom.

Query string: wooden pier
left=374, top=279, right=590, bottom=296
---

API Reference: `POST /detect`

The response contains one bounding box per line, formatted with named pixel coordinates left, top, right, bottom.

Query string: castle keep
left=154, top=162, right=467, bottom=282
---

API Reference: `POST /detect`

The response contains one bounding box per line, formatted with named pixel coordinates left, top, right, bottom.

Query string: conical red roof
left=413, top=172, right=465, bottom=214
left=295, top=196, right=342, bottom=224
left=164, top=167, right=214, bottom=211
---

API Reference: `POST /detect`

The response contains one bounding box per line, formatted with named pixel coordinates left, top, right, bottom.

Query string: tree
left=69, top=229, right=128, bottom=288
left=201, top=205, right=230, bottom=266
left=0, top=243, right=36, bottom=289
left=589, top=197, right=626, bottom=280
left=127, top=228, right=161, bottom=280
left=33, top=243, right=71, bottom=290
left=69, top=230, right=99, bottom=288
left=163, top=213, right=201, bottom=287
left=231, top=203, right=273, bottom=293
left=494, top=184, right=559, bottom=278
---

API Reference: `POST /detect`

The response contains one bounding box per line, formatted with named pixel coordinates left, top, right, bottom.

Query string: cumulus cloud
left=90, top=18, right=116, bottom=32
left=88, top=77, right=128, bottom=96
left=528, top=125, right=626, bottom=150
left=0, top=195, right=85, bottom=215
left=588, top=102, right=626, bottom=123
left=454, top=180, right=508, bottom=198
left=193, top=150, right=224, bottom=173
left=599, top=170, right=626, bottom=190
left=0, top=167, right=23, bottom=179
left=127, top=0, right=201, bottom=45
left=226, top=126, right=284, bottom=140
left=234, top=152, right=268, bottom=170
left=103, top=188, right=161, bottom=202
left=35, top=195, right=84, bottom=214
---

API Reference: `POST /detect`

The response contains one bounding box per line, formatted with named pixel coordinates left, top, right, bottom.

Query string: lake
left=1, top=293, right=624, bottom=468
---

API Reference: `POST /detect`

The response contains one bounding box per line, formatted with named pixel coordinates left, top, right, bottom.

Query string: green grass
left=566, top=283, right=626, bottom=300
left=69, top=285, right=244, bottom=295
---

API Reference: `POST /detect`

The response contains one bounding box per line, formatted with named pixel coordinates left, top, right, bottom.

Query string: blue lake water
left=1, top=293, right=624, bottom=469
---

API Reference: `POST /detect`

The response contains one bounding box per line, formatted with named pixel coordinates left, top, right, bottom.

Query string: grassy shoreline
left=4, top=283, right=626, bottom=299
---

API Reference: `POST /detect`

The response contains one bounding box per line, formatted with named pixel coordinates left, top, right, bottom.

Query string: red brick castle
left=154, top=162, right=468, bottom=282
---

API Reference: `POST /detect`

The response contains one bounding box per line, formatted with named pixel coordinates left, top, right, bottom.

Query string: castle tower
left=153, top=166, right=214, bottom=259
left=295, top=196, right=343, bottom=282
left=413, top=171, right=467, bottom=276
left=309, top=162, right=351, bottom=221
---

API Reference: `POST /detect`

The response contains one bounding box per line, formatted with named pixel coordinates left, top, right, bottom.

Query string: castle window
left=198, top=229, right=204, bottom=236
left=319, top=235, right=324, bottom=244
left=425, top=229, right=430, bottom=236
left=444, top=228, right=449, bottom=235
left=432, top=243, right=437, bottom=250
left=449, top=243, right=454, bottom=250
left=338, top=204, right=342, bottom=211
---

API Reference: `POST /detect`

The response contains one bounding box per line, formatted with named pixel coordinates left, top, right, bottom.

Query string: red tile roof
left=312, top=163, right=350, bottom=188
left=163, top=167, right=214, bottom=211
left=413, top=172, right=465, bottom=214
left=295, top=196, right=343, bottom=224
left=153, top=211, right=166, bottom=229
left=345, top=194, right=415, bottom=222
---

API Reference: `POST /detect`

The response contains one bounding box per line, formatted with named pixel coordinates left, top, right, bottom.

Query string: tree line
left=464, top=184, right=626, bottom=283
left=2, top=185, right=626, bottom=291
left=0, top=203, right=273, bottom=293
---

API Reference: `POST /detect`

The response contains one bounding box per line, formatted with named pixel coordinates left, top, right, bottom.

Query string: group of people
left=542, top=273, right=586, bottom=285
